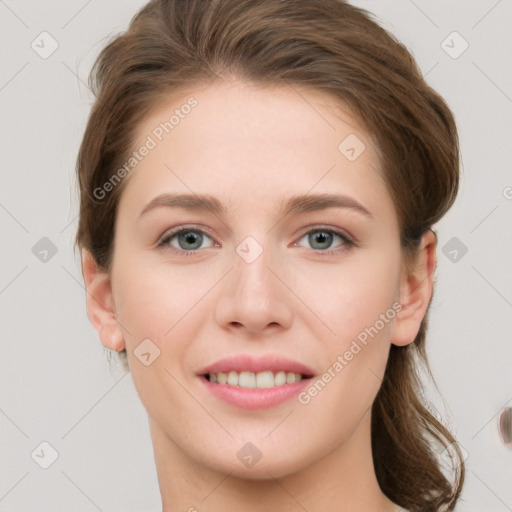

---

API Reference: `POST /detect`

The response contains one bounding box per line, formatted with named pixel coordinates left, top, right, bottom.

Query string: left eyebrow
left=278, top=192, right=373, bottom=219
left=138, top=192, right=373, bottom=220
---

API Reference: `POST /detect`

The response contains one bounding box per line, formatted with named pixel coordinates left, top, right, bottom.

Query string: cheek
left=295, top=249, right=400, bottom=424
left=291, top=248, right=400, bottom=342
left=294, top=250, right=398, bottom=410
left=112, top=257, right=223, bottom=400
left=113, top=256, right=210, bottom=341
left=111, top=259, right=205, bottom=417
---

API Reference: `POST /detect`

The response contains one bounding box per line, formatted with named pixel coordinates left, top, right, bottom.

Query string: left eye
left=295, top=228, right=354, bottom=253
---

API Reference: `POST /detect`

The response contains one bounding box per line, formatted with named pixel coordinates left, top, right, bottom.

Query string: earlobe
left=390, top=229, right=437, bottom=347
left=81, top=249, right=125, bottom=352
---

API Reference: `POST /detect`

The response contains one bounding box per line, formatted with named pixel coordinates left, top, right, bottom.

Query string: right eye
left=157, top=226, right=219, bottom=254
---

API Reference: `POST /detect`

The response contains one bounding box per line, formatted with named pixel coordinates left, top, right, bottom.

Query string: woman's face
left=107, top=80, right=410, bottom=478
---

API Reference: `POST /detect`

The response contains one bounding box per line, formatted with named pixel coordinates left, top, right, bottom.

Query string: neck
left=149, top=409, right=400, bottom=512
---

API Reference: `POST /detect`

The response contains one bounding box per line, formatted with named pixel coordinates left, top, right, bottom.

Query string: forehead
left=119, top=79, right=395, bottom=225
left=135, top=80, right=368, bottom=155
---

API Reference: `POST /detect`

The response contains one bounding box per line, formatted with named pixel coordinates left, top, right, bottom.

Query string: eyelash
left=156, top=225, right=357, bottom=257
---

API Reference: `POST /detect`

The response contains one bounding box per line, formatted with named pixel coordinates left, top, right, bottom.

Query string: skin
left=82, top=78, right=436, bottom=512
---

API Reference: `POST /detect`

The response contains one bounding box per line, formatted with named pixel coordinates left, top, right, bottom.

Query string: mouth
left=197, top=355, right=315, bottom=409
left=202, top=370, right=313, bottom=389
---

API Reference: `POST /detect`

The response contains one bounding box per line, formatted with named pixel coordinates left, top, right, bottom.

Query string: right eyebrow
left=139, top=193, right=227, bottom=219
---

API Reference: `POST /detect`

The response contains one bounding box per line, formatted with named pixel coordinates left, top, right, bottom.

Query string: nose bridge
left=233, top=234, right=276, bottom=303
left=214, top=233, right=293, bottom=332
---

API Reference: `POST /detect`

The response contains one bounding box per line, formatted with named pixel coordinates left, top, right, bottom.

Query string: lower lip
left=199, top=375, right=312, bottom=410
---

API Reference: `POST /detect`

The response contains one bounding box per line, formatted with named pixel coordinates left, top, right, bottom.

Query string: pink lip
left=196, top=354, right=315, bottom=410
left=197, top=354, right=315, bottom=377
left=199, top=376, right=311, bottom=410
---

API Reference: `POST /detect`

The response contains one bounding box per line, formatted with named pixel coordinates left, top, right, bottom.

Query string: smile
left=205, top=370, right=305, bottom=388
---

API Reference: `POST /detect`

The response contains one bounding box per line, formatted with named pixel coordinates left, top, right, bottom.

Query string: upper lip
left=198, top=354, right=315, bottom=377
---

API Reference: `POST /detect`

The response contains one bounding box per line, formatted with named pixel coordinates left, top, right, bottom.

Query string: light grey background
left=0, top=1, right=510, bottom=511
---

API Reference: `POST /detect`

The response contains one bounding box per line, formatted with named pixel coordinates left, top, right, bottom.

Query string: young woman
left=75, top=0, right=465, bottom=510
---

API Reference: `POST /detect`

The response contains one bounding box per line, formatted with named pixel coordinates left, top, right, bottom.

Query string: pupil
left=180, top=231, right=201, bottom=249
left=311, top=231, right=332, bottom=249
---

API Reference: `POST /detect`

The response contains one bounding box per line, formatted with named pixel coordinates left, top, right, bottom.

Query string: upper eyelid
left=158, top=224, right=355, bottom=247
left=157, top=224, right=216, bottom=244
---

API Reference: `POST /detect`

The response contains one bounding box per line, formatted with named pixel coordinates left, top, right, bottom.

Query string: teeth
left=274, top=371, right=287, bottom=386
left=239, top=371, right=256, bottom=388
left=256, top=371, right=274, bottom=389
left=207, top=370, right=303, bottom=388
left=227, top=371, right=239, bottom=386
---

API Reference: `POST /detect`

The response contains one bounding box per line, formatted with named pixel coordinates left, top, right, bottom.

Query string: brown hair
left=75, top=0, right=465, bottom=509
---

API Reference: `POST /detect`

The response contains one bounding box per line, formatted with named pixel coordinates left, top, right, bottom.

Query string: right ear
left=80, top=249, right=125, bottom=352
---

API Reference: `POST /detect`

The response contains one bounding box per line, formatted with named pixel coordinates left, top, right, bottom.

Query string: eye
left=157, top=226, right=217, bottom=253
left=294, top=227, right=355, bottom=255
left=156, top=225, right=356, bottom=256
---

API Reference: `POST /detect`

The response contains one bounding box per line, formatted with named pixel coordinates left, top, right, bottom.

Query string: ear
left=81, top=249, right=125, bottom=352
left=390, top=229, right=437, bottom=347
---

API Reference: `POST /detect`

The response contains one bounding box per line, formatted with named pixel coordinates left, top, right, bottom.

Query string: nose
left=213, top=243, right=294, bottom=335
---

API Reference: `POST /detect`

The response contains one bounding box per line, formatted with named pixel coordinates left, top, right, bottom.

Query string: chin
left=208, top=454, right=308, bottom=481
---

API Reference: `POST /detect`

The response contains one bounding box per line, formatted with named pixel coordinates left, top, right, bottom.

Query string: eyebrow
left=139, top=192, right=373, bottom=219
